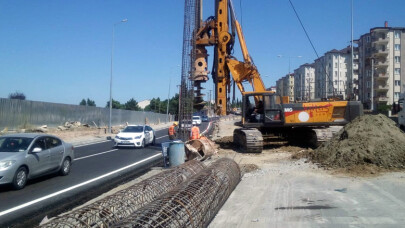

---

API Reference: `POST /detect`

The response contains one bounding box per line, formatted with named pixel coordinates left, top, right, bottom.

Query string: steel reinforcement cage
left=39, top=160, right=206, bottom=227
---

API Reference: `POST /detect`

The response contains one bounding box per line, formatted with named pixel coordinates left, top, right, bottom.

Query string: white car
left=192, top=116, right=202, bottom=125
left=114, top=125, right=155, bottom=148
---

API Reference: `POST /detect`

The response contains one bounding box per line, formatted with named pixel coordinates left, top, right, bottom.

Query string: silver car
left=0, top=133, right=75, bottom=190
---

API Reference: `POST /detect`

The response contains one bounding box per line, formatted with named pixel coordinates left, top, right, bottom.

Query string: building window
left=394, top=31, right=400, bottom=39
left=366, top=36, right=370, bottom=42
left=335, top=62, right=337, bottom=68
left=366, top=81, right=370, bottom=88
left=395, top=92, right=400, bottom=100
left=395, top=80, right=401, bottom=86
left=395, top=44, right=401, bottom=51
left=395, top=68, right=401, bottom=75
left=368, top=93, right=370, bottom=98
left=395, top=56, right=401, bottom=63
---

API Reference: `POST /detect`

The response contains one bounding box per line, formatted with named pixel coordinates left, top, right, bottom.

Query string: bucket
left=168, top=141, right=185, bottom=167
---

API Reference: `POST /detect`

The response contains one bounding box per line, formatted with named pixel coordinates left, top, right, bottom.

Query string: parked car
left=0, top=133, right=75, bottom=190
left=201, top=115, right=209, bottom=122
left=192, top=116, right=202, bottom=125
left=114, top=125, right=155, bottom=148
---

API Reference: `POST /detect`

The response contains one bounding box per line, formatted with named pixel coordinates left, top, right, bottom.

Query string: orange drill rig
left=192, top=0, right=363, bottom=152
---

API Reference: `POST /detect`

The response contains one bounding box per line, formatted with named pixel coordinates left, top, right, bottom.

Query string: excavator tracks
left=288, top=127, right=343, bottom=147
left=233, top=128, right=263, bottom=153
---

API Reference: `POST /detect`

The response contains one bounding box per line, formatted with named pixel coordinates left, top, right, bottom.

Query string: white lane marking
left=156, top=135, right=168, bottom=140
left=201, top=121, right=212, bottom=135
left=74, top=140, right=111, bottom=148
left=0, top=153, right=161, bottom=217
left=74, top=149, right=118, bottom=161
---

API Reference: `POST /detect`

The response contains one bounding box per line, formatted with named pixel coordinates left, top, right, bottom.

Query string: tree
left=79, top=99, right=87, bottom=106
left=9, top=91, right=26, bottom=100
left=80, top=98, right=96, bottom=106
left=105, top=99, right=123, bottom=109
left=86, top=98, right=96, bottom=107
left=124, top=98, right=141, bottom=111
left=145, top=98, right=161, bottom=113
left=144, top=94, right=180, bottom=114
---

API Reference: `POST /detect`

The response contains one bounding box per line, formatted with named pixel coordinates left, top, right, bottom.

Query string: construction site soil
left=307, top=114, right=405, bottom=173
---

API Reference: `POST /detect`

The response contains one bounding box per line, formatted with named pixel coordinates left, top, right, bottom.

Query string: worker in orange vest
left=168, top=122, right=178, bottom=140
left=190, top=123, right=200, bottom=140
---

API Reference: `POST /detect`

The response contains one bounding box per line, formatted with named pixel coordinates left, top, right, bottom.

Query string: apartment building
left=283, top=74, right=295, bottom=102
left=314, top=47, right=352, bottom=100
left=294, top=63, right=315, bottom=101
left=276, top=78, right=284, bottom=97
left=356, top=23, right=405, bottom=110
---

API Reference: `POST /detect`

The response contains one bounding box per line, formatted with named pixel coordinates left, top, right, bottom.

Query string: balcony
left=372, top=47, right=389, bottom=57
left=371, top=36, right=389, bottom=44
left=374, top=83, right=389, bottom=91
left=376, top=96, right=389, bottom=103
left=374, top=60, right=389, bottom=68
left=375, top=72, right=389, bottom=81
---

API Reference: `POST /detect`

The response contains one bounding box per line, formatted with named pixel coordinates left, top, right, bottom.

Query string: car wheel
left=141, top=139, right=145, bottom=148
left=59, top=157, right=71, bottom=176
left=152, top=136, right=156, bottom=145
left=12, top=167, right=28, bottom=190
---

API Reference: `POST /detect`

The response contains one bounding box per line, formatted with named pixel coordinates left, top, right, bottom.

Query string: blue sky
left=0, top=0, right=404, bottom=107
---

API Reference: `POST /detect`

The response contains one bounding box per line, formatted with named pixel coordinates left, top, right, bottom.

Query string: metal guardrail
left=39, top=160, right=206, bottom=228
left=113, top=158, right=241, bottom=228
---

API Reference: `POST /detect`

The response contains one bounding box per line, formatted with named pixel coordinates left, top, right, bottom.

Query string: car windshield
left=0, top=137, right=33, bottom=152
left=122, top=126, right=143, bottom=133
left=193, top=117, right=200, bottom=120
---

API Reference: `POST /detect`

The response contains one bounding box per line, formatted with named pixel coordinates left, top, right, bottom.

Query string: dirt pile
left=310, top=114, right=405, bottom=170
left=214, top=136, right=234, bottom=149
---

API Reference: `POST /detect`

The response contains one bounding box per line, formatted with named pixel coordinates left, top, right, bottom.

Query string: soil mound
left=214, top=136, right=234, bottom=149
left=310, top=114, right=405, bottom=170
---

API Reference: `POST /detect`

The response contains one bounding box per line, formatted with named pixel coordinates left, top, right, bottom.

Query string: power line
left=288, top=0, right=334, bottom=98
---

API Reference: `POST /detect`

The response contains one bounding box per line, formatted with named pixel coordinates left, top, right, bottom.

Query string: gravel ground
left=208, top=118, right=405, bottom=228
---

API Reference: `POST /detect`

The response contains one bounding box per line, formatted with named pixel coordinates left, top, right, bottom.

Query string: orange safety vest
left=190, top=126, right=200, bottom=140
left=168, top=125, right=175, bottom=135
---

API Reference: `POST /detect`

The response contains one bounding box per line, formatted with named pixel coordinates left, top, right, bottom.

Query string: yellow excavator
left=193, top=0, right=363, bottom=152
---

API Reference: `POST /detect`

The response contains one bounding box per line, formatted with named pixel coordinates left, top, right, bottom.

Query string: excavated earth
left=308, top=114, right=405, bottom=171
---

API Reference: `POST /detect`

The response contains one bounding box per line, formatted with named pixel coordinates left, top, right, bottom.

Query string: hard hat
left=173, top=122, right=178, bottom=126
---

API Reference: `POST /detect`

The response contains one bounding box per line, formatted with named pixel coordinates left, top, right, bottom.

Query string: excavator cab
left=242, top=92, right=283, bottom=125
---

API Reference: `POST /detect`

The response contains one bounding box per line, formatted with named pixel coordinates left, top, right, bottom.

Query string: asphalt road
left=0, top=121, right=210, bottom=227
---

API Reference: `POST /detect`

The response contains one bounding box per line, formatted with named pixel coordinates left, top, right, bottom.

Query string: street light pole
left=109, top=19, right=127, bottom=134
left=166, top=78, right=171, bottom=123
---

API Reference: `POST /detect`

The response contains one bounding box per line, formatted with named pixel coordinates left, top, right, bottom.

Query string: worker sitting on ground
left=190, top=123, right=200, bottom=140
left=168, top=122, right=178, bottom=140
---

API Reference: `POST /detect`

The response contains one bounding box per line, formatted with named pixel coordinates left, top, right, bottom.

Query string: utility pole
left=350, top=0, right=354, bottom=100
left=371, top=58, right=374, bottom=112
